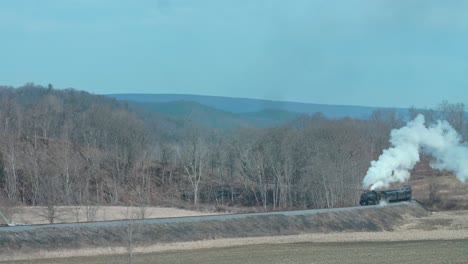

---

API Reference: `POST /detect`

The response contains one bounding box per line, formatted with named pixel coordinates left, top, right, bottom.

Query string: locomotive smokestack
left=363, top=114, right=468, bottom=190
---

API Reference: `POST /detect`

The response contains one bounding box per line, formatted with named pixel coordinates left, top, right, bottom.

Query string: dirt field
left=4, top=239, right=468, bottom=264
left=8, top=206, right=220, bottom=225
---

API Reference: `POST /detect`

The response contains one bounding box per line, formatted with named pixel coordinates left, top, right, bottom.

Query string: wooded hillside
left=0, top=84, right=465, bottom=219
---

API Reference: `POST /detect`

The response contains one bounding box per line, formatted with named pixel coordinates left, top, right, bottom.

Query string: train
left=359, top=185, right=412, bottom=206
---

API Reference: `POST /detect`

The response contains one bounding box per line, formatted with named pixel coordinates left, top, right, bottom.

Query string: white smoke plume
left=363, top=114, right=468, bottom=190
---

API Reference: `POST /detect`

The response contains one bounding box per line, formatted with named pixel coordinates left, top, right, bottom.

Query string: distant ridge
left=108, top=93, right=403, bottom=119
left=130, top=100, right=299, bottom=128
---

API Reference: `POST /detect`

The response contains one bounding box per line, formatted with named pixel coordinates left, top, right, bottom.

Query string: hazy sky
left=1, top=0, right=468, bottom=108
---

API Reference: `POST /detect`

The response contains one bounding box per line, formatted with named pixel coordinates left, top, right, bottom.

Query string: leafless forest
left=0, top=85, right=465, bottom=220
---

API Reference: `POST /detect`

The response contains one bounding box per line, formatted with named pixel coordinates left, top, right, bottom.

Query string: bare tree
left=437, top=101, right=465, bottom=134
left=234, top=128, right=269, bottom=210
left=428, top=175, right=441, bottom=208
left=4, top=136, right=18, bottom=201
left=176, top=127, right=209, bottom=206
left=130, top=151, right=152, bottom=219
left=70, top=205, right=82, bottom=222
left=32, top=95, right=63, bottom=138
left=263, top=128, right=296, bottom=209
left=37, top=175, right=62, bottom=224
left=24, top=145, right=41, bottom=206
left=84, top=205, right=99, bottom=222
left=57, top=139, right=77, bottom=205
left=126, top=218, right=135, bottom=264
left=123, top=205, right=141, bottom=264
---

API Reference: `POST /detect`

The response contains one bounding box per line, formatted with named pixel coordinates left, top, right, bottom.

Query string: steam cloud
left=363, top=114, right=468, bottom=190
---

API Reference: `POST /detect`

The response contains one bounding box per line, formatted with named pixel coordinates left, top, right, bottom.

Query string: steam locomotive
left=359, top=185, right=412, bottom=206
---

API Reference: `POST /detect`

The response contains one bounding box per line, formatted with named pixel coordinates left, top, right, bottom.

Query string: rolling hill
left=108, top=93, right=395, bottom=119
left=130, top=100, right=301, bottom=129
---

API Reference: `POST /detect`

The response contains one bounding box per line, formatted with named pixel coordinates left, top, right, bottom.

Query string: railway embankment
left=0, top=201, right=428, bottom=260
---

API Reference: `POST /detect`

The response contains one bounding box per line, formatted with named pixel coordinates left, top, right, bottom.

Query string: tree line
left=0, top=84, right=465, bottom=216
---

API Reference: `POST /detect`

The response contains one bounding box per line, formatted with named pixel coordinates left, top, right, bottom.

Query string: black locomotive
left=359, top=185, right=412, bottom=206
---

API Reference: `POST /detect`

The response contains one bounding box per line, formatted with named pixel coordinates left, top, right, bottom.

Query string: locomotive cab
left=359, top=190, right=380, bottom=205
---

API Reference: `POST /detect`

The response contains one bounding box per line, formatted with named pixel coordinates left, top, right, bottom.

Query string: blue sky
left=1, top=0, right=468, bottom=108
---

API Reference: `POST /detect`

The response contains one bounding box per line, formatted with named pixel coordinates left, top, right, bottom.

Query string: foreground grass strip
left=4, top=239, right=468, bottom=264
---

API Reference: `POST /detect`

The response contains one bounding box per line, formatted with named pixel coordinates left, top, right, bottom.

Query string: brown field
left=4, top=239, right=468, bottom=264
left=7, top=206, right=220, bottom=225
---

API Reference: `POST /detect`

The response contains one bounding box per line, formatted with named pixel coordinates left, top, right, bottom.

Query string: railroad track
left=0, top=201, right=410, bottom=233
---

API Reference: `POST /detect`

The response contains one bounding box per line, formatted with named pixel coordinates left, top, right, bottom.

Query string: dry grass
left=397, top=209, right=468, bottom=231
left=409, top=174, right=468, bottom=210
left=9, top=206, right=220, bottom=225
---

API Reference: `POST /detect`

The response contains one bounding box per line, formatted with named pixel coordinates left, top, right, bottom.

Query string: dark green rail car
left=360, top=185, right=412, bottom=206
